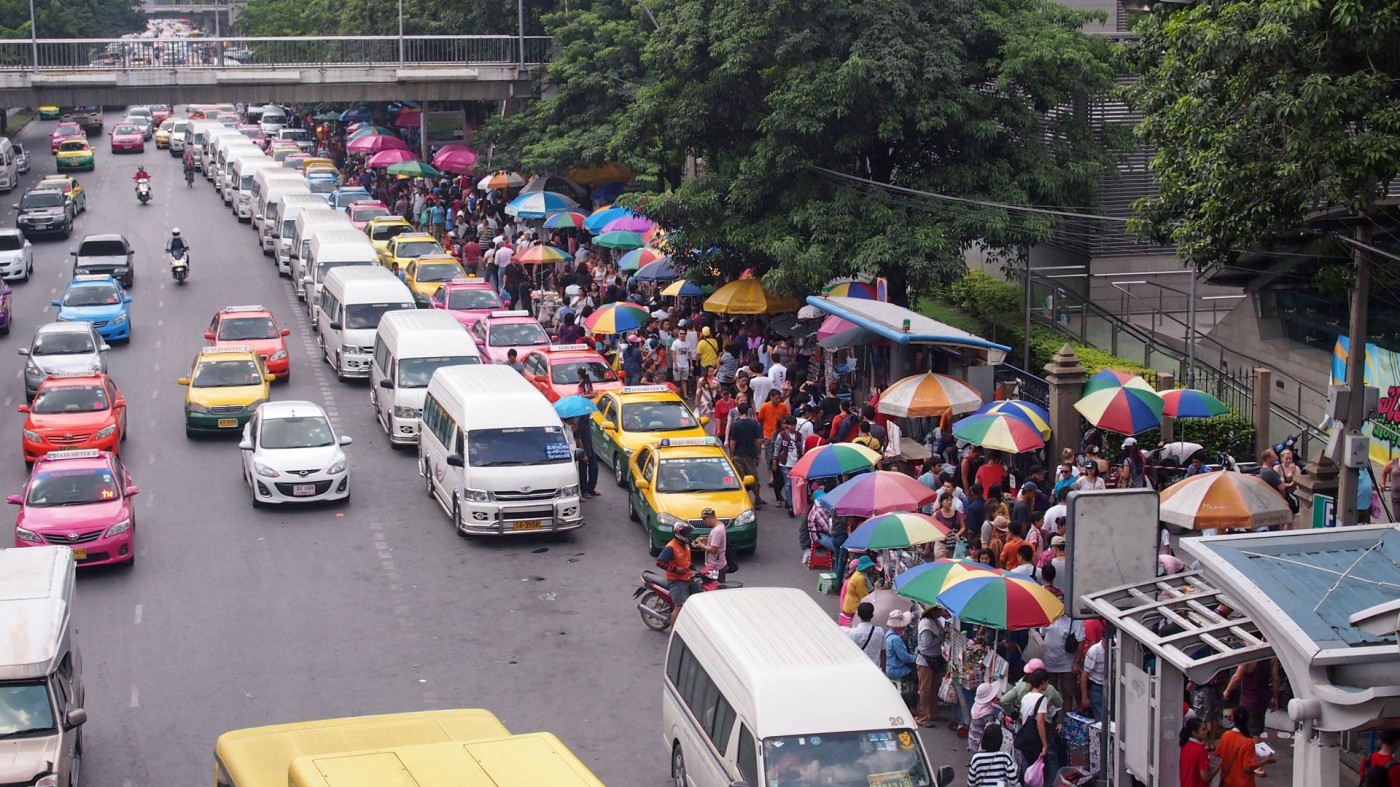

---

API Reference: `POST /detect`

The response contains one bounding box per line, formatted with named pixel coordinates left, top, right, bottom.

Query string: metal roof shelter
left=804, top=295, right=1011, bottom=364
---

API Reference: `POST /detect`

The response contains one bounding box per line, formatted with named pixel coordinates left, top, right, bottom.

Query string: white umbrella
left=1158, top=471, right=1293, bottom=531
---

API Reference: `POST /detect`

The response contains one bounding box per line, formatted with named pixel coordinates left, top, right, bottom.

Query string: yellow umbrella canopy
left=703, top=279, right=801, bottom=314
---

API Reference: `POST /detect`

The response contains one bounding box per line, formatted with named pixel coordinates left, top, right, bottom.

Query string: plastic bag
left=1023, top=755, right=1046, bottom=787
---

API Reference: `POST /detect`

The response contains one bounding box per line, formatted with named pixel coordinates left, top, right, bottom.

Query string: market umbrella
left=477, top=171, right=526, bottom=190
left=514, top=244, right=573, bottom=265
left=387, top=161, right=441, bottom=179
left=312, top=112, right=340, bottom=121
left=1148, top=441, right=1206, bottom=465
left=661, top=280, right=708, bottom=298
left=824, top=280, right=880, bottom=299
left=1074, top=385, right=1164, bottom=435
left=583, top=303, right=651, bottom=335
left=789, top=443, right=882, bottom=481
left=1161, top=389, right=1230, bottom=419
left=973, top=400, right=1052, bottom=440
left=543, top=211, right=588, bottom=229
left=643, top=225, right=668, bottom=245
left=506, top=190, right=579, bottom=219
left=618, top=247, right=668, bottom=272
left=393, top=108, right=421, bottom=127
left=893, top=559, right=1003, bottom=607
left=937, top=573, right=1065, bottom=630
left=1158, top=471, right=1293, bottom=531
left=349, top=125, right=394, bottom=139
left=1083, top=369, right=1157, bottom=397
left=952, top=413, right=1046, bottom=454
left=633, top=259, right=681, bottom=282
left=844, top=512, right=952, bottom=552
left=429, top=144, right=477, bottom=176
left=602, top=214, right=657, bottom=234
left=346, top=134, right=410, bottom=154
left=553, top=395, right=598, bottom=419
left=820, top=471, right=938, bottom=517
left=593, top=230, right=646, bottom=250
left=861, top=588, right=917, bottom=633
left=583, top=206, right=636, bottom=233
left=877, top=372, right=984, bottom=418
left=365, top=149, right=417, bottom=168
left=816, top=315, right=874, bottom=348
left=703, top=279, right=801, bottom=315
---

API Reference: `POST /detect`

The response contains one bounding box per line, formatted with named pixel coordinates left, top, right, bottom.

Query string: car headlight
left=15, top=526, right=41, bottom=543
left=656, top=512, right=686, bottom=528
left=22, top=429, right=41, bottom=442
left=559, top=484, right=579, bottom=498
left=254, top=462, right=280, bottom=478
left=34, top=773, right=58, bottom=787
left=104, top=518, right=131, bottom=538
left=187, top=402, right=208, bottom=414
left=269, top=349, right=287, bottom=361
left=327, top=457, right=347, bottom=475
left=110, top=313, right=128, bottom=325
left=25, top=362, right=42, bottom=379
left=734, top=509, right=756, bottom=526
left=95, top=425, right=116, bottom=439
left=392, top=406, right=420, bottom=419
left=462, top=488, right=490, bottom=502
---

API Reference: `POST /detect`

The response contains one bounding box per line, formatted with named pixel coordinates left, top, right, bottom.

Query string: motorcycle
left=136, top=178, right=151, bottom=205
left=168, top=246, right=189, bottom=284
left=634, top=569, right=741, bottom=631
left=185, top=167, right=194, bottom=187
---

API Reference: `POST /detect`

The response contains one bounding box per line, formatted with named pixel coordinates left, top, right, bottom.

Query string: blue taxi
left=52, top=275, right=133, bottom=343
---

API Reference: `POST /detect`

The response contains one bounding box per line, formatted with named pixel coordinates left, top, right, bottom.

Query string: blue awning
left=805, top=295, right=1010, bottom=363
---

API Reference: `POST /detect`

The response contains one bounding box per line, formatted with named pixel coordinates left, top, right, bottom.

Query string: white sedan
left=239, top=400, right=352, bottom=507
left=0, top=229, right=34, bottom=281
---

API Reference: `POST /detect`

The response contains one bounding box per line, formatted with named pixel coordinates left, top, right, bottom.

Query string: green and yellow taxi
left=379, top=232, right=444, bottom=272
left=39, top=106, right=62, bottom=121
left=364, top=216, right=413, bottom=255
left=403, top=254, right=465, bottom=306
left=626, top=436, right=758, bottom=555
left=177, top=345, right=274, bottom=438
left=55, top=139, right=95, bottom=171
left=590, top=384, right=709, bottom=487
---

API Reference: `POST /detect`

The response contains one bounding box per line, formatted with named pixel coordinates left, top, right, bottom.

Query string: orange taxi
left=520, top=343, right=623, bottom=402
left=204, top=305, right=292, bottom=381
left=18, top=372, right=127, bottom=465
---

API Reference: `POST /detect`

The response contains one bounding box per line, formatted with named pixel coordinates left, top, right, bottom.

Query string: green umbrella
left=312, top=112, right=340, bottom=121
left=387, top=161, right=441, bottom=179
left=592, top=230, right=646, bottom=249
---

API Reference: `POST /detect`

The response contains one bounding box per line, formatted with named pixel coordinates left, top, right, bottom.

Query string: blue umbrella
left=554, top=396, right=599, bottom=419
left=507, top=190, right=580, bottom=219
left=583, top=207, right=636, bottom=233
left=631, top=260, right=681, bottom=282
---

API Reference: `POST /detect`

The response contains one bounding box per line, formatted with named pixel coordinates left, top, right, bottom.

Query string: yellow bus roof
left=215, top=709, right=510, bottom=787
left=286, top=733, right=605, bottom=787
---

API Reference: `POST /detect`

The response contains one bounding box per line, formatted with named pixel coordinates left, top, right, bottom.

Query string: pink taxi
left=427, top=276, right=504, bottom=328
left=50, top=122, right=83, bottom=154
left=8, top=448, right=139, bottom=568
left=468, top=310, right=551, bottom=365
left=348, top=200, right=391, bottom=231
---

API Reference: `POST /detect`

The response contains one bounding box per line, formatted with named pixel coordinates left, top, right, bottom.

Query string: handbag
left=1023, top=628, right=1046, bottom=662
left=1023, top=755, right=1046, bottom=787
left=937, top=674, right=957, bottom=704
left=1014, top=695, right=1048, bottom=752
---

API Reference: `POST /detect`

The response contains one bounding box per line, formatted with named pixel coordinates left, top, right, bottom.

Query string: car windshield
left=55, top=125, right=79, bottom=135
left=32, top=384, right=108, bottom=414
left=33, top=333, right=95, bottom=355
left=260, top=415, right=334, bottom=449
left=344, top=302, right=413, bottom=330
left=371, top=224, right=409, bottom=241
left=397, top=355, right=481, bottom=387
left=315, top=260, right=368, bottom=279
left=336, top=191, right=369, bottom=207
left=551, top=360, right=617, bottom=386
left=64, top=285, right=121, bottom=307
left=218, top=317, right=278, bottom=341
left=0, top=234, right=23, bottom=251
left=467, top=426, right=572, bottom=467
left=59, top=141, right=88, bottom=152
left=113, top=125, right=140, bottom=135
left=353, top=206, right=390, bottom=221
left=655, top=456, right=741, bottom=493
left=281, top=129, right=309, bottom=141
left=20, top=192, right=64, bottom=209
left=240, top=175, right=256, bottom=190
left=281, top=219, right=296, bottom=237
left=394, top=241, right=439, bottom=259
left=240, top=129, right=261, bottom=140
left=445, top=288, right=501, bottom=310
left=487, top=321, right=548, bottom=347
left=159, top=120, right=174, bottom=131
left=621, top=401, right=697, bottom=432
left=25, top=467, right=119, bottom=507
left=192, top=359, right=262, bottom=387
left=0, top=681, right=57, bottom=737
left=79, top=240, right=127, bottom=256
left=762, top=730, right=933, bottom=787
left=308, top=180, right=336, bottom=195
left=415, top=263, right=460, bottom=283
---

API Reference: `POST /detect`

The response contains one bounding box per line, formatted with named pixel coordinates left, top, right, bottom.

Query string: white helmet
left=171, top=228, right=181, bottom=237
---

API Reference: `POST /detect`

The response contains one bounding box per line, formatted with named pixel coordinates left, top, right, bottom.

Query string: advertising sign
left=424, top=111, right=466, bottom=145
left=1331, top=335, right=1400, bottom=465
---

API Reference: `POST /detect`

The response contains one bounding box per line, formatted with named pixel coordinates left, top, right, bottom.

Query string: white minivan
left=371, top=310, right=482, bottom=446
left=315, top=266, right=415, bottom=381
left=230, top=155, right=278, bottom=222
left=186, top=119, right=222, bottom=171
left=202, top=127, right=243, bottom=181
left=290, top=208, right=354, bottom=294
left=0, top=136, right=17, bottom=192
left=302, top=229, right=378, bottom=321
left=664, top=588, right=947, bottom=787
left=253, top=169, right=309, bottom=252
left=274, top=193, right=330, bottom=275
left=418, top=365, right=583, bottom=536
left=216, top=140, right=262, bottom=202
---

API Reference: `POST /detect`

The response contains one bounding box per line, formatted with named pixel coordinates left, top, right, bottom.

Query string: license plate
left=217, top=418, right=238, bottom=428
left=292, top=484, right=316, bottom=497
left=512, top=520, right=542, bottom=531
left=72, top=548, right=86, bottom=560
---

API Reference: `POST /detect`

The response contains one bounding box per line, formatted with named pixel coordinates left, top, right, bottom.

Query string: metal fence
left=0, top=35, right=551, bottom=71
left=994, top=364, right=1050, bottom=410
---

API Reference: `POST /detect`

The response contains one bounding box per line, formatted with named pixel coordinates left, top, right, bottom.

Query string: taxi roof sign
left=450, top=276, right=485, bottom=283
left=45, top=371, right=101, bottom=379
left=622, top=385, right=671, bottom=394
left=221, top=304, right=266, bottom=313
left=659, top=437, right=719, bottom=448
left=44, top=449, right=102, bottom=461
left=201, top=344, right=253, bottom=355
left=72, top=274, right=114, bottom=283
left=489, top=310, right=530, bottom=318
left=549, top=344, right=590, bottom=352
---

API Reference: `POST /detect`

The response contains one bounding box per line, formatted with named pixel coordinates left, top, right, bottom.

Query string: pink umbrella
left=394, top=108, right=421, bottom=127
left=365, top=149, right=417, bottom=168
left=432, top=144, right=478, bottom=175
left=816, top=315, right=861, bottom=341
left=346, top=134, right=410, bottom=154
left=820, top=471, right=938, bottom=517
left=601, top=214, right=657, bottom=234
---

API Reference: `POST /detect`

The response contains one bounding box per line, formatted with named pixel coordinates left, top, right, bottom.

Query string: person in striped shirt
left=967, top=723, right=1019, bottom=786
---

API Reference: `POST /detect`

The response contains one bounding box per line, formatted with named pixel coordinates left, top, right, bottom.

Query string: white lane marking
left=153, top=362, right=159, bottom=372
left=129, top=683, right=139, bottom=708
left=150, top=389, right=159, bottom=399
left=155, top=339, right=162, bottom=349
left=49, top=287, right=56, bottom=294
left=159, top=300, right=164, bottom=308
left=134, top=604, right=142, bottom=624
left=2, top=396, right=9, bottom=407
left=157, top=319, right=163, bottom=327
left=147, top=453, right=155, bottom=464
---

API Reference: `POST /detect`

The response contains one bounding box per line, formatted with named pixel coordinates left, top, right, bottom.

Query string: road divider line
left=134, top=604, right=142, bottom=624
left=129, top=683, right=139, bottom=708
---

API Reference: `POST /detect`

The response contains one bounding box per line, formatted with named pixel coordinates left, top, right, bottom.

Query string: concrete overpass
left=0, top=35, right=548, bottom=105
left=142, top=0, right=246, bottom=26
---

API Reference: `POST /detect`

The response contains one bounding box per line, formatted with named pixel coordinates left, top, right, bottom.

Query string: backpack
left=1359, top=757, right=1400, bottom=787
left=1064, top=629, right=1080, bottom=654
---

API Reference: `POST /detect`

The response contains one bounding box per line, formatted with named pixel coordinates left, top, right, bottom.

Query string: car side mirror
left=339, top=435, right=353, bottom=446
left=742, top=475, right=757, bottom=488
left=114, top=398, right=126, bottom=408
left=65, top=708, right=87, bottom=728
left=238, top=439, right=253, bottom=450
left=177, top=377, right=190, bottom=386
left=125, top=485, right=140, bottom=497
left=99, top=343, right=111, bottom=352
left=10, top=204, right=16, bottom=210
left=934, top=765, right=954, bottom=787
left=264, top=374, right=275, bottom=383
left=203, top=331, right=214, bottom=340
left=446, top=454, right=464, bottom=468
left=17, top=348, right=27, bottom=356
left=379, top=378, right=394, bottom=389
left=700, top=415, right=711, bottom=426
left=51, top=299, right=60, bottom=307
left=328, top=321, right=341, bottom=330
left=602, top=420, right=616, bottom=432
left=281, top=328, right=291, bottom=336
left=123, top=296, right=133, bottom=304
left=301, top=276, right=311, bottom=285
left=16, top=404, right=28, bottom=413
left=6, top=495, right=20, bottom=505
left=635, top=479, right=650, bottom=491
left=69, top=250, right=77, bottom=256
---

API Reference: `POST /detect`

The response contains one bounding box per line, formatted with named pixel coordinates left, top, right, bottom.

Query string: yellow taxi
left=589, top=384, right=709, bottom=487
left=379, top=232, right=443, bottom=272
left=626, top=436, right=757, bottom=555
left=55, top=139, right=95, bottom=172
left=177, top=345, right=274, bottom=438
left=364, top=216, right=413, bottom=255
left=302, top=157, right=336, bottom=172
left=153, top=119, right=175, bottom=149
left=403, top=254, right=465, bottom=306
left=39, top=106, right=62, bottom=120
left=36, top=176, right=86, bottom=214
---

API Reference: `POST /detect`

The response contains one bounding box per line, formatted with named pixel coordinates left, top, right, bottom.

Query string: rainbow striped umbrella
left=788, top=443, right=881, bottom=481
left=1083, top=369, right=1156, bottom=396
left=824, top=280, right=880, bottom=299
left=937, top=573, right=1065, bottom=630
left=820, top=471, right=938, bottom=517
left=583, top=303, right=651, bottom=335
left=877, top=373, right=984, bottom=418
left=543, top=211, right=589, bottom=229
left=513, top=244, right=573, bottom=265
left=1161, top=389, right=1229, bottom=419
left=618, top=247, right=669, bottom=272
left=894, top=559, right=1002, bottom=607
left=592, top=230, right=646, bottom=250
left=973, top=400, right=1052, bottom=439
left=952, top=413, right=1045, bottom=454
left=1074, top=385, right=1163, bottom=435
left=844, top=512, right=952, bottom=551
left=661, top=280, right=708, bottom=298
left=583, top=206, right=634, bottom=233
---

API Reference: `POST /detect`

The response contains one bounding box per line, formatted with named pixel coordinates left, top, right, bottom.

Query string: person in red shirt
left=976, top=452, right=1008, bottom=493
left=1360, top=730, right=1400, bottom=787
left=1178, top=718, right=1216, bottom=787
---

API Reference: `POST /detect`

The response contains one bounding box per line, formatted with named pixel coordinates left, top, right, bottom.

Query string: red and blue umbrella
left=973, top=400, right=1052, bottom=440
left=1161, top=388, right=1230, bottom=419
left=543, top=211, right=589, bottom=229
left=788, top=443, right=882, bottom=481
left=893, top=559, right=1002, bottom=606
left=951, top=413, right=1045, bottom=454
left=1074, top=384, right=1164, bottom=435
left=583, top=303, right=650, bottom=335
left=1083, top=369, right=1156, bottom=396
left=618, top=247, right=669, bottom=272
left=936, top=573, right=1065, bottom=630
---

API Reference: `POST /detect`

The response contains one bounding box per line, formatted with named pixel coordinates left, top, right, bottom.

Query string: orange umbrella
left=877, top=373, right=984, bottom=418
left=1158, top=471, right=1293, bottom=530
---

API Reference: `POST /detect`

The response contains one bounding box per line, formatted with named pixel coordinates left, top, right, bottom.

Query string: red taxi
left=204, top=305, right=292, bottom=381
left=51, top=122, right=83, bottom=153
left=468, top=310, right=551, bottom=365
left=348, top=201, right=392, bottom=231
left=18, top=372, right=127, bottom=465
left=427, top=276, right=504, bottom=328
left=520, top=344, right=623, bottom=402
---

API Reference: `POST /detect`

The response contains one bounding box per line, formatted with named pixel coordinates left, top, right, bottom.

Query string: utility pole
left=1186, top=261, right=1198, bottom=388
left=397, top=0, right=404, bottom=67
left=1336, top=220, right=1372, bottom=527
left=517, top=0, right=525, bottom=68
left=1023, top=254, right=1033, bottom=370
left=27, top=0, right=37, bottom=70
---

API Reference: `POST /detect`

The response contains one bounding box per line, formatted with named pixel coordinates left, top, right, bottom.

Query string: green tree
left=239, top=0, right=547, bottom=36
left=0, top=0, right=143, bottom=39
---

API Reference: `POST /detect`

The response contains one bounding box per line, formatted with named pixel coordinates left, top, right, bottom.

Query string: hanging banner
left=1330, top=335, right=1400, bottom=463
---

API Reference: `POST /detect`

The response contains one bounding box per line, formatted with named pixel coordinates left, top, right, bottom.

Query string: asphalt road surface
left=1, top=109, right=860, bottom=787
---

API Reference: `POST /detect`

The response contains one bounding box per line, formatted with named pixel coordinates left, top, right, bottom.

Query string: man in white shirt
left=1049, top=535, right=1068, bottom=596
left=494, top=242, right=513, bottom=290
left=795, top=406, right=816, bottom=444
left=670, top=328, right=693, bottom=399
left=748, top=366, right=773, bottom=405
left=845, top=601, right=884, bottom=665
left=1081, top=634, right=1107, bottom=720
left=768, top=355, right=787, bottom=389
left=1044, top=492, right=1069, bottom=538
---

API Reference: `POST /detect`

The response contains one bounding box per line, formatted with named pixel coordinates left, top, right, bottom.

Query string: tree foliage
left=1129, top=0, right=1400, bottom=265
left=0, top=0, right=143, bottom=39
left=239, top=0, right=545, bottom=37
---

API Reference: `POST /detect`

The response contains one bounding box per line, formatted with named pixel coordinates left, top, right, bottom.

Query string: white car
left=0, top=228, right=34, bottom=281
left=13, top=143, right=29, bottom=174
left=239, top=400, right=352, bottom=507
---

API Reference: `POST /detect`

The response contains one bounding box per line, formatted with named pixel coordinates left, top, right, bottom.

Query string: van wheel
left=613, top=454, right=626, bottom=487
left=452, top=495, right=467, bottom=538
left=334, top=352, right=347, bottom=382
left=317, top=331, right=328, bottom=362
left=670, top=744, right=686, bottom=787
left=422, top=457, right=435, bottom=499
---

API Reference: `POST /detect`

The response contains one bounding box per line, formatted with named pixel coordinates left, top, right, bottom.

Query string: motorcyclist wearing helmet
left=133, top=165, right=150, bottom=183
left=165, top=228, right=189, bottom=257
left=656, top=521, right=701, bottom=629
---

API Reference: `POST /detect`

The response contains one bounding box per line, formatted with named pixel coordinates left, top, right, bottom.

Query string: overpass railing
left=0, top=35, right=551, bottom=71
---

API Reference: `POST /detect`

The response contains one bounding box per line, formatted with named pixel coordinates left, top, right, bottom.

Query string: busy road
left=0, top=109, right=820, bottom=787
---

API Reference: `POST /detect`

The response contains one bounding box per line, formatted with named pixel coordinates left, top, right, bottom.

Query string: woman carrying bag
left=1014, top=669, right=1052, bottom=785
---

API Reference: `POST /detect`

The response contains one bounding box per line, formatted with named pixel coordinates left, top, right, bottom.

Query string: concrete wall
left=1057, top=0, right=1119, bottom=32
left=1203, top=297, right=1331, bottom=425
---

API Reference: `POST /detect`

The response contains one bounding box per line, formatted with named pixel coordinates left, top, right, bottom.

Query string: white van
left=663, top=588, right=943, bottom=787
left=290, top=208, right=354, bottom=294
left=186, top=119, right=222, bottom=171
left=316, top=266, right=415, bottom=380
left=275, top=193, right=331, bottom=275
left=419, top=365, right=583, bottom=536
left=259, top=105, right=288, bottom=136
left=216, top=140, right=262, bottom=201
left=0, top=136, right=17, bottom=192
left=252, top=169, right=308, bottom=250
left=203, top=127, right=243, bottom=181
left=302, top=229, right=379, bottom=319
left=0, top=547, right=86, bottom=787
left=372, top=310, right=482, bottom=445
left=229, top=155, right=278, bottom=222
